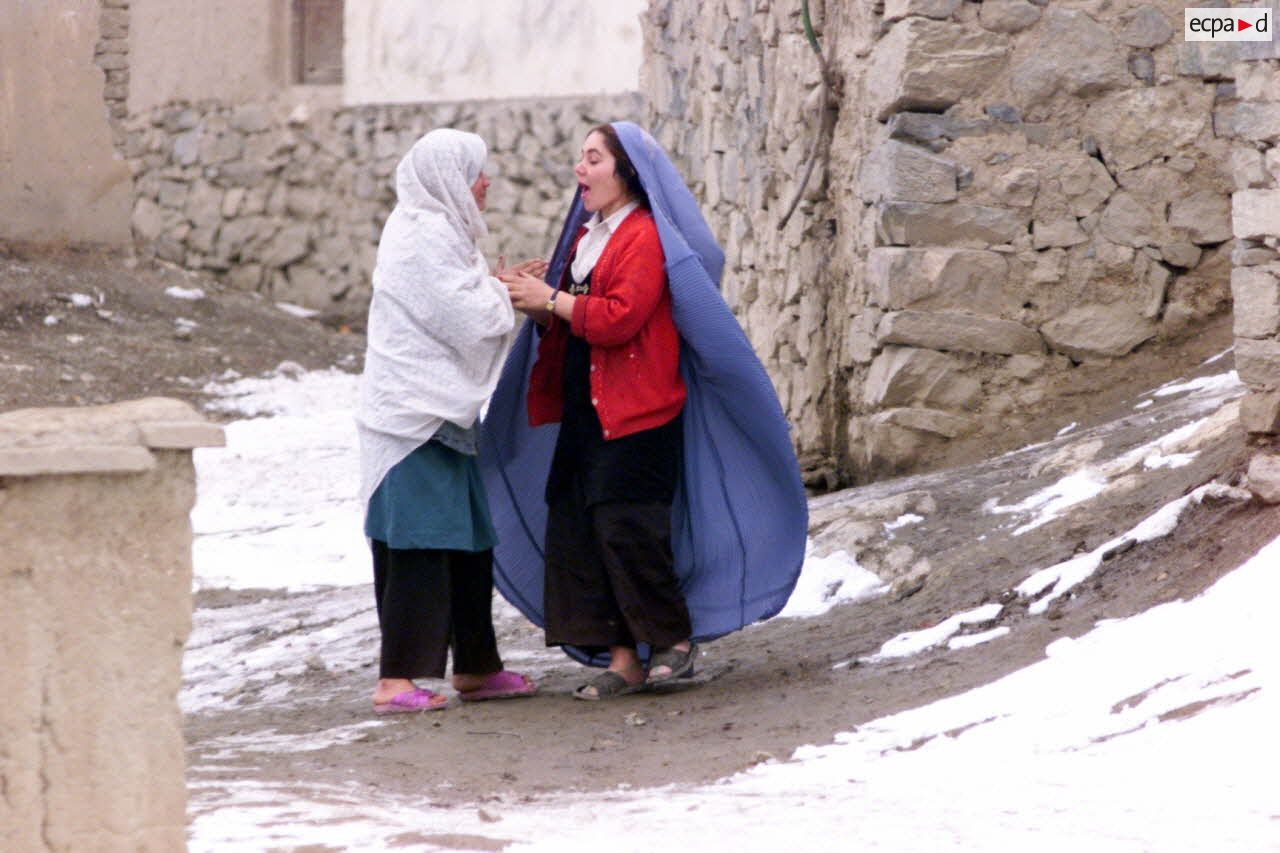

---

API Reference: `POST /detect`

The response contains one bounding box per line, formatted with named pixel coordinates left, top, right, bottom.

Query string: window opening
left=293, top=0, right=343, bottom=85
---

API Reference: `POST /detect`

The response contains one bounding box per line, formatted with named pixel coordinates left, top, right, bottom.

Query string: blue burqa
left=478, top=121, right=807, bottom=666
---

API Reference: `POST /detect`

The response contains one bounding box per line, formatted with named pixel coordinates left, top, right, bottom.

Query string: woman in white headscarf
left=357, top=128, right=545, bottom=714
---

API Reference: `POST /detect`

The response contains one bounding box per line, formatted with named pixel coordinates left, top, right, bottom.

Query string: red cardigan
left=527, top=208, right=686, bottom=439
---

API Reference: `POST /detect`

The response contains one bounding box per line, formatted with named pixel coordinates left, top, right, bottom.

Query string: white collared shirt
left=570, top=201, right=639, bottom=284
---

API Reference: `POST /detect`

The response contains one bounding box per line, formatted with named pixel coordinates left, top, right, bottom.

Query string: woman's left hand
left=508, top=258, right=549, bottom=278
left=501, top=271, right=556, bottom=314
left=492, top=256, right=548, bottom=278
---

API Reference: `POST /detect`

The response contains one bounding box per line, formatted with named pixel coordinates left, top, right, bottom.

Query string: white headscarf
left=356, top=129, right=516, bottom=503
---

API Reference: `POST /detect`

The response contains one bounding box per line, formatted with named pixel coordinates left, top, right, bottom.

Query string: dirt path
left=181, top=399, right=1272, bottom=813
left=4, top=247, right=1272, bottom=826
left=0, top=245, right=362, bottom=414
left=178, top=344, right=1268, bottom=818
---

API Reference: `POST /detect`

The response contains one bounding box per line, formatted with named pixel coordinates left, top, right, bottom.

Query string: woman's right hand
left=500, top=270, right=556, bottom=313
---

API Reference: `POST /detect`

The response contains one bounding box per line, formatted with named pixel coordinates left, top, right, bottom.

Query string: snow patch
left=867, top=603, right=1004, bottom=661
left=276, top=301, right=320, bottom=318
left=779, top=547, right=885, bottom=619
left=165, top=285, right=206, bottom=300
left=1016, top=483, right=1251, bottom=614
left=984, top=469, right=1108, bottom=535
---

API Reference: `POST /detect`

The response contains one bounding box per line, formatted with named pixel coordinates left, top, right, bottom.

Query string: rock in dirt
left=1247, top=453, right=1280, bottom=504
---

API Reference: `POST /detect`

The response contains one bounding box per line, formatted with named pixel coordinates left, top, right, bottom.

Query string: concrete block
left=0, top=399, right=206, bottom=852
left=0, top=446, right=156, bottom=477
left=139, top=421, right=227, bottom=450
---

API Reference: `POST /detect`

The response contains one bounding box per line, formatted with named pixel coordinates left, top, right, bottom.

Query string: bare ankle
left=373, top=678, right=416, bottom=702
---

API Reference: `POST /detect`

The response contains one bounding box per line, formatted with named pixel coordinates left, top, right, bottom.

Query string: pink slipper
left=374, top=687, right=447, bottom=715
left=458, top=670, right=538, bottom=702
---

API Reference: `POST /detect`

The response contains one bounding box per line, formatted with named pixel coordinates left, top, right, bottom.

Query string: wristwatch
left=545, top=289, right=558, bottom=314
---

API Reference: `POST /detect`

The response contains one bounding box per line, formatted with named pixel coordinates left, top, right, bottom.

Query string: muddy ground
left=4, top=246, right=1276, bottom=835
left=0, top=244, right=364, bottom=414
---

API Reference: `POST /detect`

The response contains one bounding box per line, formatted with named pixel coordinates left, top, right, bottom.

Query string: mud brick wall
left=643, top=0, right=1248, bottom=485
left=0, top=398, right=222, bottom=853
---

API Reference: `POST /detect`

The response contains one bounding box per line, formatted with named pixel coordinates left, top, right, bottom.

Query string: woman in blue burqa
left=481, top=121, right=807, bottom=700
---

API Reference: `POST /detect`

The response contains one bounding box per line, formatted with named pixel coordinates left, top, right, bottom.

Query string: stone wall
left=92, top=0, right=1280, bottom=486
left=643, top=0, right=1244, bottom=485
left=644, top=0, right=851, bottom=483
left=0, top=398, right=223, bottom=853
left=121, top=94, right=642, bottom=313
left=92, top=0, right=641, bottom=312
left=1231, top=56, right=1280, bottom=436
left=1227, top=21, right=1280, bottom=495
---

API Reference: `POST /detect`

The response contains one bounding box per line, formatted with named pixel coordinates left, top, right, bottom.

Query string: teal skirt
left=364, top=439, right=497, bottom=552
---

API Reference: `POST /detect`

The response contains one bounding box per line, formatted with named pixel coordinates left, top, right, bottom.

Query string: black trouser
left=543, top=480, right=692, bottom=652
left=370, top=540, right=503, bottom=680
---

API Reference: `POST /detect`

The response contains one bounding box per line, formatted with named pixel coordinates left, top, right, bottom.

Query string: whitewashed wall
left=344, top=0, right=645, bottom=104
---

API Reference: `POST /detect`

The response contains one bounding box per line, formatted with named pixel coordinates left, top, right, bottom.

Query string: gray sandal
left=573, top=670, right=647, bottom=701
left=647, top=643, right=698, bottom=684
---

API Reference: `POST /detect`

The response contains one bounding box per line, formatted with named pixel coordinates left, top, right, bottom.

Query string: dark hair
left=589, top=123, right=649, bottom=208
